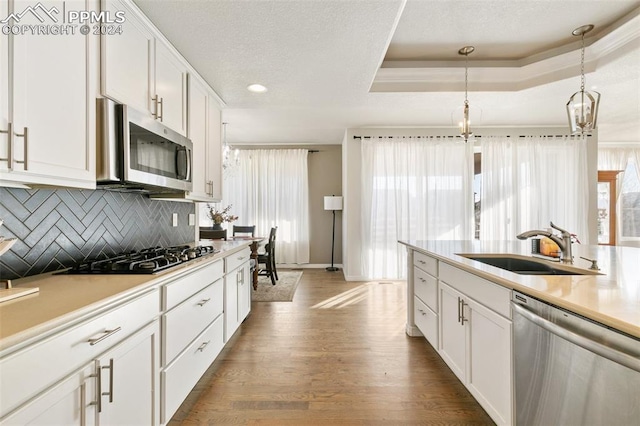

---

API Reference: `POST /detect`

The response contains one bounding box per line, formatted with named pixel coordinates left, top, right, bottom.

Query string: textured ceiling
left=133, top=0, right=640, bottom=145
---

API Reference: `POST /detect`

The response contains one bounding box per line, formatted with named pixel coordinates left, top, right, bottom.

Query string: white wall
left=342, top=126, right=598, bottom=280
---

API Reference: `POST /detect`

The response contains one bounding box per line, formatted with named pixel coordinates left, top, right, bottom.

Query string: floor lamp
left=324, top=195, right=343, bottom=272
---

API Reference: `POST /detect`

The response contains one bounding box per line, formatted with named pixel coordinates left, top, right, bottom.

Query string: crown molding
left=371, top=10, right=640, bottom=93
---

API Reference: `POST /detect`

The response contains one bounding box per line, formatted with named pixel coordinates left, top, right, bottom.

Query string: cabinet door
left=238, top=261, right=251, bottom=323
left=101, top=0, right=154, bottom=115
left=438, top=282, right=466, bottom=382
left=207, top=94, right=222, bottom=201
left=4, top=0, right=95, bottom=187
left=224, top=271, right=239, bottom=341
left=467, top=298, right=512, bottom=426
left=97, top=321, right=159, bottom=426
left=0, top=364, right=97, bottom=425
left=187, top=75, right=210, bottom=200
left=154, top=41, right=187, bottom=135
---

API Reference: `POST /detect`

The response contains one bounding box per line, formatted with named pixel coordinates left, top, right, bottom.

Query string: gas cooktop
left=66, top=245, right=219, bottom=274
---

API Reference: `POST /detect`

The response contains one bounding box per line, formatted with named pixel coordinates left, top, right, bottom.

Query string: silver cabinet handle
left=418, top=260, right=426, bottom=264
left=418, top=308, right=426, bottom=316
left=151, top=95, right=159, bottom=119
left=107, top=358, right=114, bottom=403
left=98, top=358, right=114, bottom=412
left=419, top=277, right=426, bottom=282
left=13, top=127, right=28, bottom=170
left=197, top=341, right=210, bottom=352
left=80, top=382, right=86, bottom=424
left=88, top=327, right=122, bottom=346
left=158, top=97, right=164, bottom=122
left=196, top=298, right=211, bottom=307
left=460, top=300, right=468, bottom=324
left=0, top=122, right=13, bottom=169
left=95, top=362, right=102, bottom=412
left=457, top=297, right=462, bottom=324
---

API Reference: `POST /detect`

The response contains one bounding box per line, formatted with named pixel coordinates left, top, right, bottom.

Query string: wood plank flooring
left=169, top=269, right=495, bottom=425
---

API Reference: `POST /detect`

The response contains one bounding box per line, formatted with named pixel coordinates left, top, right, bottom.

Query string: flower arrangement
left=206, top=204, right=238, bottom=226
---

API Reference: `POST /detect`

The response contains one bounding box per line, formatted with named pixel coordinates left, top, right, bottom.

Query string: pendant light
left=222, top=122, right=239, bottom=172
left=458, top=46, right=475, bottom=141
left=566, top=24, right=600, bottom=135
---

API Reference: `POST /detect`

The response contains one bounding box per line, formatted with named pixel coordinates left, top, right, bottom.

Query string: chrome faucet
left=516, top=222, right=574, bottom=264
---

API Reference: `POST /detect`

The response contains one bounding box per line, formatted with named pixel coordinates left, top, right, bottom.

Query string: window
left=620, top=159, right=640, bottom=240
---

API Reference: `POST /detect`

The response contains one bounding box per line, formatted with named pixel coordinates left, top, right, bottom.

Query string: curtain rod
left=353, top=134, right=591, bottom=139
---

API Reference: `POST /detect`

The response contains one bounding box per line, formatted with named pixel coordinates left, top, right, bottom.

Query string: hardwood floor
left=169, top=269, right=495, bottom=425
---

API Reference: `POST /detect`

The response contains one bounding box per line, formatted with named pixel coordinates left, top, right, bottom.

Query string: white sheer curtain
left=480, top=135, right=589, bottom=243
left=361, top=137, right=474, bottom=279
left=223, top=149, right=310, bottom=264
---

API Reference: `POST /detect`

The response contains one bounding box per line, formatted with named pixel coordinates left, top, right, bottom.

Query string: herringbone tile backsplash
left=0, top=188, right=195, bottom=279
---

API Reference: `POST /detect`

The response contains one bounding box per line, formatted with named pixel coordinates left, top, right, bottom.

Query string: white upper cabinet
left=101, top=0, right=153, bottom=115
left=208, top=95, right=223, bottom=202
left=154, top=41, right=187, bottom=136
left=187, top=75, right=211, bottom=201
left=181, top=75, right=223, bottom=202
left=0, top=0, right=97, bottom=189
left=101, top=0, right=187, bottom=136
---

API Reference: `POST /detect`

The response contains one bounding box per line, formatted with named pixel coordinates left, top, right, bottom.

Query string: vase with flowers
left=206, top=204, right=238, bottom=230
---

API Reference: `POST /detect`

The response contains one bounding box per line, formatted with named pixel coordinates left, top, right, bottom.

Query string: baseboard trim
left=278, top=263, right=343, bottom=269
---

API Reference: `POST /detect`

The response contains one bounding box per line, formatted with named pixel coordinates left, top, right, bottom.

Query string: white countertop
left=0, top=240, right=250, bottom=353
left=399, top=240, right=640, bottom=339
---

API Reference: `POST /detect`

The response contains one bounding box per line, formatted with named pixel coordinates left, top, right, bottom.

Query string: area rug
left=252, top=271, right=303, bottom=302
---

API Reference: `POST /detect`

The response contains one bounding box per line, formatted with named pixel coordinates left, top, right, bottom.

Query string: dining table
left=229, top=236, right=266, bottom=290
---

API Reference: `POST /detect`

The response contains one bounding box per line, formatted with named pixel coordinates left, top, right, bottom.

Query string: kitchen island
left=400, top=240, right=640, bottom=426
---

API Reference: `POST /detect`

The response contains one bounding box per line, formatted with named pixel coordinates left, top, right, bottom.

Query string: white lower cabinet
left=96, top=321, right=159, bottom=425
left=0, top=363, right=97, bottom=425
left=162, top=315, right=224, bottom=422
left=1, top=320, right=159, bottom=426
left=438, top=265, right=513, bottom=426
left=160, top=260, right=224, bottom=424
left=439, top=282, right=467, bottom=381
left=224, top=248, right=252, bottom=341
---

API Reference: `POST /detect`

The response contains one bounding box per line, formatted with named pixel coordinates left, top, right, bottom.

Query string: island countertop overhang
left=399, top=240, right=640, bottom=339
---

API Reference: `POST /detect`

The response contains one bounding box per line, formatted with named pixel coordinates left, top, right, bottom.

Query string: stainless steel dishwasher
left=511, top=291, right=640, bottom=425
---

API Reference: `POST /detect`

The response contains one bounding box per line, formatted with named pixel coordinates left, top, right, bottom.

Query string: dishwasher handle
left=512, top=302, right=640, bottom=373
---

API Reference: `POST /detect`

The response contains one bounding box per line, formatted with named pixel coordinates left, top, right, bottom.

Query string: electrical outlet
left=172, top=213, right=178, bottom=227
left=188, top=213, right=195, bottom=226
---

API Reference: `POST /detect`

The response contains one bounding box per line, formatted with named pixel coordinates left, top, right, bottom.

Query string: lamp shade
left=324, top=196, right=343, bottom=211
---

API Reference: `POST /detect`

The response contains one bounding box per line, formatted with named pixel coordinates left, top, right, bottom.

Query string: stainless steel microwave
left=96, top=98, right=193, bottom=193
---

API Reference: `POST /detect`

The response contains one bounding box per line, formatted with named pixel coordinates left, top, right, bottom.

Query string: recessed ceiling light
left=247, top=84, right=268, bottom=93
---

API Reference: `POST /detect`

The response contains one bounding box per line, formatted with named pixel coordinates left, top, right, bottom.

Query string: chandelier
left=458, top=46, right=475, bottom=141
left=222, top=122, right=239, bottom=171
left=566, top=24, right=600, bottom=135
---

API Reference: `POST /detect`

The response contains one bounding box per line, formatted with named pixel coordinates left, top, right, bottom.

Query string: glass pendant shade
left=458, top=46, right=474, bottom=142
left=566, top=24, right=599, bottom=135
left=460, top=100, right=472, bottom=140
left=567, top=89, right=600, bottom=135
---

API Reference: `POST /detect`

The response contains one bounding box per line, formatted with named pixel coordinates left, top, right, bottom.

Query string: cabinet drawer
left=161, top=315, right=224, bottom=423
left=163, top=279, right=223, bottom=365
left=439, top=263, right=511, bottom=319
left=225, top=248, right=251, bottom=273
left=414, top=251, right=438, bottom=276
left=163, top=259, right=223, bottom=311
left=414, top=267, right=438, bottom=312
left=414, top=296, right=438, bottom=348
left=0, top=289, right=158, bottom=417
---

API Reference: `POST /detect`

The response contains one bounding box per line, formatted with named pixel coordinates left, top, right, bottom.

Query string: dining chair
left=257, top=226, right=278, bottom=285
left=199, top=229, right=227, bottom=240
left=233, top=225, right=256, bottom=237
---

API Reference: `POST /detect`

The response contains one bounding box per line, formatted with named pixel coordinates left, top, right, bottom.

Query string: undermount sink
left=458, top=254, right=600, bottom=276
